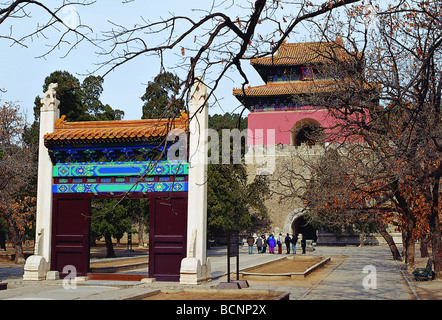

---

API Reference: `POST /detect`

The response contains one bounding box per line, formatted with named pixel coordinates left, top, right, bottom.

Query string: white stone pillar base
left=179, top=258, right=212, bottom=285
left=23, top=255, right=50, bottom=281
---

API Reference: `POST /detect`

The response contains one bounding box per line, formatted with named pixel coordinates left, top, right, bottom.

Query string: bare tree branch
left=94, top=0, right=363, bottom=110
left=0, top=0, right=97, bottom=57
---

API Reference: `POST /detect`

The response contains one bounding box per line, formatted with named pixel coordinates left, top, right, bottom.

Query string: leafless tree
left=271, top=0, right=441, bottom=276
left=0, top=102, right=36, bottom=263
left=94, top=0, right=362, bottom=110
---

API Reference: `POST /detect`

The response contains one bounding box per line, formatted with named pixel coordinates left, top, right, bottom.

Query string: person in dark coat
left=247, top=234, right=255, bottom=254
left=284, top=233, right=291, bottom=254
left=301, top=234, right=307, bottom=254
left=261, top=235, right=267, bottom=253
left=256, top=236, right=263, bottom=253
left=291, top=234, right=298, bottom=254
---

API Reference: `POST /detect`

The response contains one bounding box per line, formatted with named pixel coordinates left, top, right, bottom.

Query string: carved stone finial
left=41, top=83, right=60, bottom=112
left=191, top=76, right=207, bottom=103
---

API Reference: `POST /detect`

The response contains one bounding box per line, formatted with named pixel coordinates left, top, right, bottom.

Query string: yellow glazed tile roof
left=44, top=111, right=189, bottom=143
left=233, top=80, right=342, bottom=97
left=250, top=39, right=351, bottom=66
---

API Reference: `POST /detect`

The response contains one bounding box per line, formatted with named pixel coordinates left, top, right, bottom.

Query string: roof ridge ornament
left=55, top=115, right=67, bottom=128
left=179, top=110, right=190, bottom=123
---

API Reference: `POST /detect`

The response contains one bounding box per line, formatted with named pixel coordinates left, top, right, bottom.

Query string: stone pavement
left=299, top=246, right=416, bottom=300
left=0, top=245, right=438, bottom=300
left=228, top=245, right=420, bottom=300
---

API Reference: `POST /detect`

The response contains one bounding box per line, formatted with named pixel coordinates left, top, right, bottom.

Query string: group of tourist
left=246, top=233, right=307, bottom=255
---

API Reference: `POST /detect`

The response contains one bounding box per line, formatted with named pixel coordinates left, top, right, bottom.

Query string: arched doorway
left=291, top=216, right=317, bottom=242
left=283, top=208, right=318, bottom=241
left=291, top=118, right=324, bottom=146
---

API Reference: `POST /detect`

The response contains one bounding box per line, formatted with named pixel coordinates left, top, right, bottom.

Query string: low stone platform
left=140, top=288, right=290, bottom=300
left=240, top=256, right=330, bottom=280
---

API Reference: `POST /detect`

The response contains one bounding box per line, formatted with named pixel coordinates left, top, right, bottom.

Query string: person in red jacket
left=277, top=233, right=284, bottom=254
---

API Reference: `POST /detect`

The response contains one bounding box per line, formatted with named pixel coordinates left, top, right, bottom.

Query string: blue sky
left=0, top=0, right=322, bottom=123
left=0, top=1, right=260, bottom=122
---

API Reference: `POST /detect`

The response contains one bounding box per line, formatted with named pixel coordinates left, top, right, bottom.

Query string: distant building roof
left=250, top=38, right=350, bottom=67
left=233, top=80, right=342, bottom=97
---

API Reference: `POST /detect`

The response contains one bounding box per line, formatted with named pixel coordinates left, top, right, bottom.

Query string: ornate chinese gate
left=24, top=79, right=209, bottom=283
left=44, top=114, right=189, bottom=280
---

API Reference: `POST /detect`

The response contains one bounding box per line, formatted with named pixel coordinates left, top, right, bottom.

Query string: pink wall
left=247, top=108, right=342, bottom=145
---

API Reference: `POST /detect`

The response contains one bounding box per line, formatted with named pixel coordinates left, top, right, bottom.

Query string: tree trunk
left=428, top=178, right=441, bottom=280
left=402, top=229, right=415, bottom=268
left=375, top=219, right=401, bottom=261
left=90, top=234, right=97, bottom=247
left=5, top=217, right=25, bottom=264
left=138, top=219, right=145, bottom=247
left=391, top=180, right=416, bottom=266
left=430, top=237, right=442, bottom=281
left=104, top=233, right=115, bottom=258
left=12, top=242, right=25, bottom=264
left=420, top=234, right=430, bottom=258
left=0, top=229, right=6, bottom=251
left=406, top=238, right=416, bottom=268
left=359, top=231, right=365, bottom=247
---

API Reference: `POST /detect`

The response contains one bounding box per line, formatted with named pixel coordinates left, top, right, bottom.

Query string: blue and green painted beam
left=53, top=161, right=188, bottom=178
left=52, top=181, right=188, bottom=194
left=52, top=160, right=188, bottom=194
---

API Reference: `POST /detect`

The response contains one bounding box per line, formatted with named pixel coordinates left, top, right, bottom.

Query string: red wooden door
left=149, top=193, right=187, bottom=281
left=51, top=194, right=91, bottom=277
